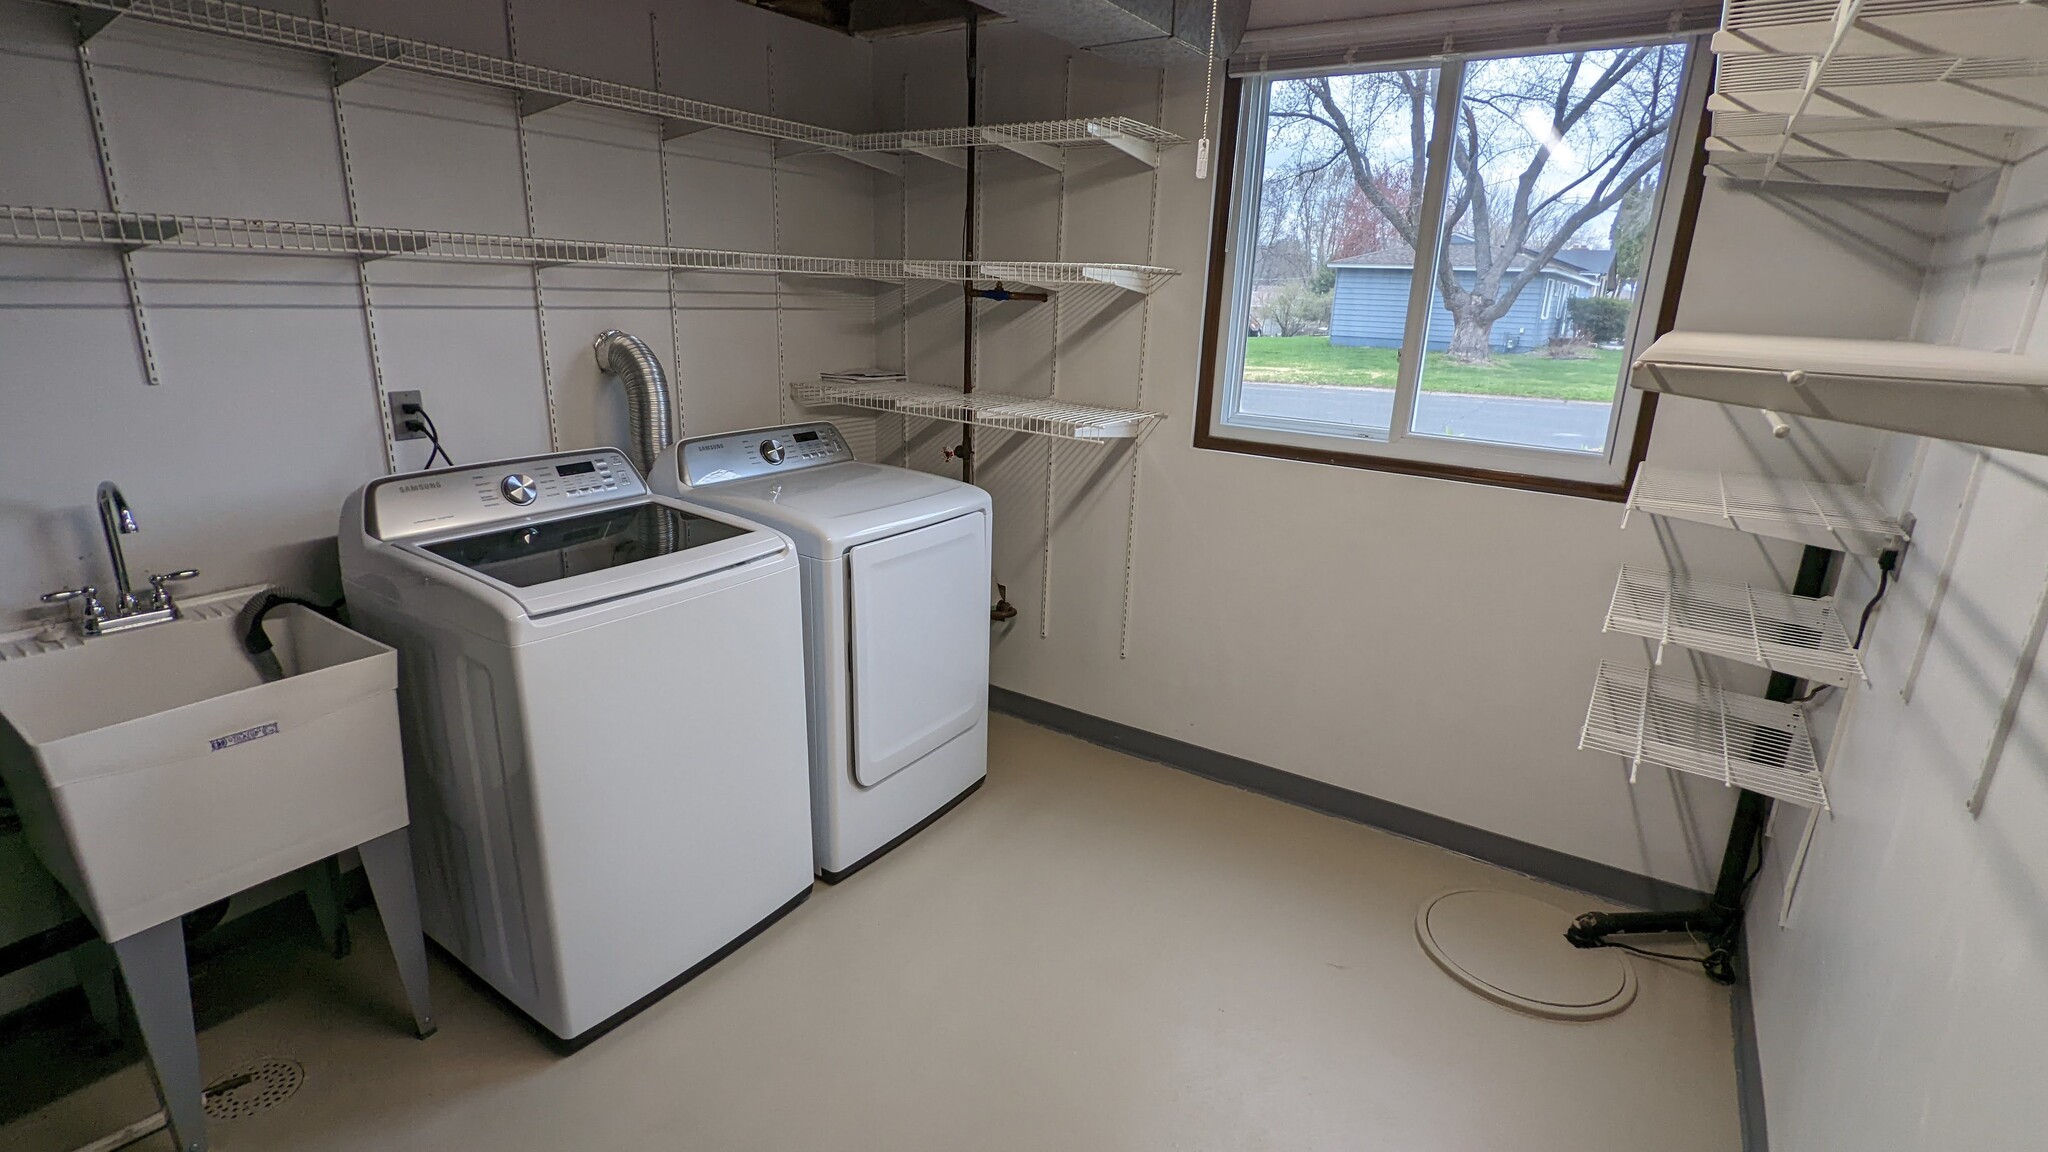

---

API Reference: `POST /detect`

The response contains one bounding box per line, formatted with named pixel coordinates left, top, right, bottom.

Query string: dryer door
left=846, top=512, right=990, bottom=787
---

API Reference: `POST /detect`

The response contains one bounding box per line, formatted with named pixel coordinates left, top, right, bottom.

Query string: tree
left=1607, top=176, right=1657, bottom=292
left=1270, top=46, right=1683, bottom=362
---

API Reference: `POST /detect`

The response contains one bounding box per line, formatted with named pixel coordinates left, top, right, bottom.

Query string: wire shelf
left=1717, top=0, right=2048, bottom=60
left=1605, top=565, right=1866, bottom=686
left=790, top=379, right=1165, bottom=441
left=0, top=205, right=1179, bottom=293
left=834, top=117, right=1184, bottom=155
left=62, top=1, right=1180, bottom=161
left=1713, top=52, right=2048, bottom=127
left=1709, top=113, right=2017, bottom=168
left=1704, top=152, right=1976, bottom=192
left=1623, top=465, right=1907, bottom=557
left=1580, top=662, right=1829, bottom=809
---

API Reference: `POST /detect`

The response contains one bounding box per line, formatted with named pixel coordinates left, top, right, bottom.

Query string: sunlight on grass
left=1242, top=336, right=1624, bottom=402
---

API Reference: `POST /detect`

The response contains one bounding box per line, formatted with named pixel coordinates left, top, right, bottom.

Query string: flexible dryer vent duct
left=592, top=329, right=675, bottom=476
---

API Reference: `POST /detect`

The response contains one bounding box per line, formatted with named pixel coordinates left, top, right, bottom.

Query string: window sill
left=1190, top=409, right=1657, bottom=502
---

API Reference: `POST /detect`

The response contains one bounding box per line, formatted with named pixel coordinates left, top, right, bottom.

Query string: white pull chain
left=1196, top=0, right=1218, bottom=179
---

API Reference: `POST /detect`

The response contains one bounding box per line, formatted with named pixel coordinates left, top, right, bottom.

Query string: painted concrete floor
left=1, top=715, right=1741, bottom=1151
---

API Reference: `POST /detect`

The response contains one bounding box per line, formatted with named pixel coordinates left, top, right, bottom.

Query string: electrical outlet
left=388, top=390, right=425, bottom=441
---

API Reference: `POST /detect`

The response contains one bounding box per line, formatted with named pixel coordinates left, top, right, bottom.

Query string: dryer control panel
left=678, top=421, right=851, bottom=487
left=366, top=448, right=646, bottom=540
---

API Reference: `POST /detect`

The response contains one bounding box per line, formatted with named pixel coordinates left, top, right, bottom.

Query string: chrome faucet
left=98, top=481, right=140, bottom=610
left=41, top=481, right=199, bottom=636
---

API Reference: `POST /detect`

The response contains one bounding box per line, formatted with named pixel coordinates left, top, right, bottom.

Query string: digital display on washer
left=792, top=431, right=819, bottom=443
left=555, top=460, right=597, bottom=476
left=423, top=503, right=751, bottom=588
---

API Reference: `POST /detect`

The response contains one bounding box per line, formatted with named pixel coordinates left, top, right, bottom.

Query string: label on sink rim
left=210, top=722, right=281, bottom=752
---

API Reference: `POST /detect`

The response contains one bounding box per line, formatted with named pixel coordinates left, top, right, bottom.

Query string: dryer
left=650, top=422, right=990, bottom=881
left=338, top=448, right=814, bottom=1045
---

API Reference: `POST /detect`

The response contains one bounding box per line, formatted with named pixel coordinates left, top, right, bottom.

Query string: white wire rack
left=58, top=0, right=1181, bottom=162
left=1709, top=112, right=2018, bottom=168
left=1623, top=465, right=1907, bottom=556
left=1717, top=0, right=2048, bottom=60
left=1714, top=53, right=2048, bottom=127
left=1580, top=662, right=1829, bottom=809
left=1705, top=0, right=2048, bottom=184
left=791, top=379, right=1165, bottom=441
left=1605, top=564, right=1866, bottom=686
left=0, top=205, right=1179, bottom=292
left=1704, top=152, right=1975, bottom=192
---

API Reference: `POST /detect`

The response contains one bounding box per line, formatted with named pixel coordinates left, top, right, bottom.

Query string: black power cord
left=402, top=401, right=455, bottom=468
left=1853, top=548, right=1900, bottom=649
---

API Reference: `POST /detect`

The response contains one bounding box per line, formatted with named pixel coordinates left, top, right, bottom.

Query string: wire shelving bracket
left=1605, top=564, right=1866, bottom=687
left=1580, top=662, right=1829, bottom=810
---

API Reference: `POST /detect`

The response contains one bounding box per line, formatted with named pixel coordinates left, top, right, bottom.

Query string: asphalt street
left=1239, top=381, right=1612, bottom=453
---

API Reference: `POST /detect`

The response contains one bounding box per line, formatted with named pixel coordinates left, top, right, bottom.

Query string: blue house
left=1327, top=242, right=1607, bottom=352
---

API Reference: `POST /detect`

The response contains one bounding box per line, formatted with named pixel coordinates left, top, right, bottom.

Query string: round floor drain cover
left=203, top=1057, right=304, bottom=1122
left=1416, top=889, right=1636, bottom=1021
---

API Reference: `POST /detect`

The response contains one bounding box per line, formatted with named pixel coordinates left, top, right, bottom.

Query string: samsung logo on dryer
left=397, top=480, right=442, bottom=493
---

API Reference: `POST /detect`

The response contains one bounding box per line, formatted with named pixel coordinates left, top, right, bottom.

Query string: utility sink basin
left=0, top=589, right=407, bottom=943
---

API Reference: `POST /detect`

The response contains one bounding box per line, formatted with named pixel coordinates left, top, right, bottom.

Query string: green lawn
left=1243, top=336, right=1624, bottom=402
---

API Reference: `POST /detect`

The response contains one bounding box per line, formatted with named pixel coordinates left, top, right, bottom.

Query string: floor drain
left=202, top=1057, right=304, bottom=1122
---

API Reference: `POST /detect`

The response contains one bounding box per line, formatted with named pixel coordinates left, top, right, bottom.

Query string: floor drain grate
left=202, top=1057, right=305, bottom=1122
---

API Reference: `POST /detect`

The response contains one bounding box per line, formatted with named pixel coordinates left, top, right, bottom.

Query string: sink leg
left=109, top=920, right=207, bottom=1152
left=358, top=828, right=436, bottom=1039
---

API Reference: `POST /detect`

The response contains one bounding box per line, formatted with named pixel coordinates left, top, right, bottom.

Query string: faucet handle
left=148, top=569, right=199, bottom=608
left=42, top=586, right=103, bottom=617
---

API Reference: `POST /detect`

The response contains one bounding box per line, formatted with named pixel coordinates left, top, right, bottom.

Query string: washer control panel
left=679, top=421, right=850, bottom=487
left=367, top=448, right=644, bottom=540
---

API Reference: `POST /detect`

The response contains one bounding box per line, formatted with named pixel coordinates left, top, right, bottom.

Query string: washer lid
left=403, top=496, right=789, bottom=618
left=677, top=462, right=990, bottom=557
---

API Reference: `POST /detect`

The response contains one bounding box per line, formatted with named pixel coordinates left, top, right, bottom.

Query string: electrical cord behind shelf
left=1854, top=548, right=1899, bottom=649
left=402, top=401, right=455, bottom=468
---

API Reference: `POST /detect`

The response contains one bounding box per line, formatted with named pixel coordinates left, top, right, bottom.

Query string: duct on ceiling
left=973, top=0, right=1250, bottom=64
left=735, top=0, right=1247, bottom=63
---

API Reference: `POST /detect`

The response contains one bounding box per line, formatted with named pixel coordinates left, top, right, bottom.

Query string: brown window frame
left=1193, top=59, right=1711, bottom=503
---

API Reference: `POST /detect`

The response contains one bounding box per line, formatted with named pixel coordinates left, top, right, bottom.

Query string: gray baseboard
left=990, top=687, right=1709, bottom=913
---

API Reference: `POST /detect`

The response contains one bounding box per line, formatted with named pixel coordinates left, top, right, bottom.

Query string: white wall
left=1745, top=160, right=2048, bottom=1150
left=875, top=24, right=1943, bottom=891
left=0, top=0, right=875, bottom=1012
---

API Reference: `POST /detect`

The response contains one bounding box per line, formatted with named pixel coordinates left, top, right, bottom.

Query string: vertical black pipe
left=1705, top=544, right=1836, bottom=920
left=1567, top=542, right=1841, bottom=973
left=959, top=12, right=978, bottom=486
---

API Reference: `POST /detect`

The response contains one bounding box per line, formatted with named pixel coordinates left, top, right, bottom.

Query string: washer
left=338, top=447, right=813, bottom=1045
left=650, top=422, right=991, bottom=882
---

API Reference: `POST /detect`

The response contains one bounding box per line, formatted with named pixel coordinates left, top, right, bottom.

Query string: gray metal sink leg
left=359, top=828, right=436, bottom=1038
left=109, top=919, right=206, bottom=1152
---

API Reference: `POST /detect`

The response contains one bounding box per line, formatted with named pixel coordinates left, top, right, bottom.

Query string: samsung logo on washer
left=210, top=722, right=281, bottom=752
left=397, top=480, right=442, bottom=493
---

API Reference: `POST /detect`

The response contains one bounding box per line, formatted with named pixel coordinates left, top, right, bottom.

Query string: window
left=1198, top=37, right=1707, bottom=497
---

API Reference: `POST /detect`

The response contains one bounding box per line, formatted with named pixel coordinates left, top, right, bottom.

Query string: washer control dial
left=500, top=473, right=539, bottom=505
left=759, top=438, right=785, bottom=464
